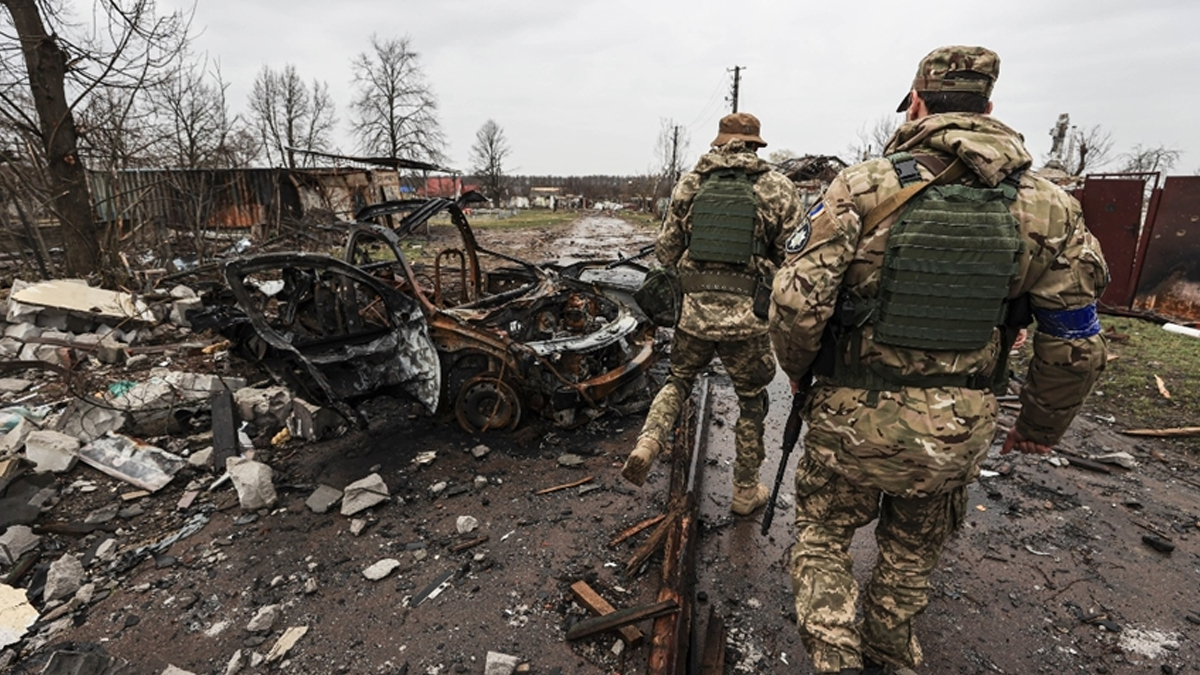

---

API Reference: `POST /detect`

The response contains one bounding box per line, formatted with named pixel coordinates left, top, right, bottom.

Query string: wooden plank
left=534, top=476, right=594, bottom=495
left=1122, top=426, right=1200, bottom=438
left=449, top=536, right=488, bottom=553
left=608, top=514, right=666, bottom=548
left=698, top=606, right=727, bottom=675
left=211, top=390, right=238, bottom=469
left=565, top=600, right=678, bottom=642
left=649, top=376, right=711, bottom=675
left=625, top=503, right=682, bottom=577
left=569, top=580, right=643, bottom=647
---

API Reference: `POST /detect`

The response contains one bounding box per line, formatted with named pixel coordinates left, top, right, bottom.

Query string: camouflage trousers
left=790, top=451, right=968, bottom=672
left=640, top=329, right=775, bottom=486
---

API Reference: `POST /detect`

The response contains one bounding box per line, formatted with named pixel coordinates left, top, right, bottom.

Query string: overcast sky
left=158, top=0, right=1199, bottom=176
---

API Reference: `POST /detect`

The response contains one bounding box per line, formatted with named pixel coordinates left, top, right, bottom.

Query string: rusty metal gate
left=1080, top=175, right=1148, bottom=307
left=1131, top=176, right=1200, bottom=322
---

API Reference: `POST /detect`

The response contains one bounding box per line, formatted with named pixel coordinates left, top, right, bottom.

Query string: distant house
left=422, top=175, right=478, bottom=199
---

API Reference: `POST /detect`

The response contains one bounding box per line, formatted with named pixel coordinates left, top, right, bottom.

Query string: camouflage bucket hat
left=896, top=45, right=1000, bottom=112
left=711, top=112, right=767, bottom=148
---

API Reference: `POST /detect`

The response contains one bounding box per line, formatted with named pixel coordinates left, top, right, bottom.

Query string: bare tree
left=0, top=0, right=189, bottom=276
left=248, top=64, right=336, bottom=168
left=847, top=114, right=902, bottom=161
left=1045, top=118, right=1114, bottom=176
left=767, top=148, right=798, bottom=165
left=1119, top=144, right=1181, bottom=174
left=469, top=119, right=510, bottom=206
left=349, top=35, right=444, bottom=163
left=653, top=118, right=690, bottom=200
left=153, top=55, right=250, bottom=169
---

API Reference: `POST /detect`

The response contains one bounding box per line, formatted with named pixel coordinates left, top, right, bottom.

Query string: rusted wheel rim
left=454, top=375, right=521, bottom=432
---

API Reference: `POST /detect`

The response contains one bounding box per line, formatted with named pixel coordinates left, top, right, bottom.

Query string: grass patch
left=1086, top=315, right=1200, bottom=434
left=464, top=209, right=579, bottom=230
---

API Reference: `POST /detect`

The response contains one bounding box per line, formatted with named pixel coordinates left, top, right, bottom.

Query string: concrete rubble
left=23, top=430, right=80, bottom=474
left=245, top=604, right=279, bottom=633
left=305, top=485, right=342, bottom=514
left=0, top=525, right=40, bottom=565
left=44, top=554, right=84, bottom=602
left=0, top=584, right=38, bottom=649
left=340, top=473, right=388, bottom=516
left=226, top=457, right=276, bottom=510
left=362, top=559, right=401, bottom=581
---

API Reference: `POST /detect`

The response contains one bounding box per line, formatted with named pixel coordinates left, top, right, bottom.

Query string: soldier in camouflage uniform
left=770, top=47, right=1108, bottom=674
left=622, top=112, right=802, bottom=516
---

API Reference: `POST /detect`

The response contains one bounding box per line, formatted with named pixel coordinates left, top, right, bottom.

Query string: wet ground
left=7, top=213, right=1200, bottom=674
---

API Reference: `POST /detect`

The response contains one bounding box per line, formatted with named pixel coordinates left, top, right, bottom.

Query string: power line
left=685, top=73, right=728, bottom=131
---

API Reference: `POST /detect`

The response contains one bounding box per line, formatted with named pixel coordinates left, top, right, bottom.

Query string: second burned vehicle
left=203, top=195, right=659, bottom=433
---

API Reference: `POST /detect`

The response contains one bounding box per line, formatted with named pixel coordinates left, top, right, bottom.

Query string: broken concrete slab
left=77, top=433, right=185, bottom=492
left=187, top=447, right=213, bottom=469
left=0, top=583, right=38, bottom=649
left=0, top=417, right=36, bottom=456
left=340, top=473, right=388, bottom=516
left=305, top=485, right=342, bottom=514
left=0, top=378, right=31, bottom=394
left=31, top=648, right=126, bottom=675
left=161, top=666, right=196, bottom=675
left=2, top=323, right=40, bottom=342
left=12, top=279, right=155, bottom=324
left=226, top=457, right=276, bottom=510
left=245, top=604, right=279, bottom=633
left=0, top=525, right=40, bottom=565
left=362, top=559, right=401, bottom=581
left=24, top=430, right=81, bottom=473
left=265, top=626, right=307, bottom=663
left=44, top=554, right=85, bottom=602
left=55, top=399, right=130, bottom=444
left=234, top=386, right=293, bottom=431
left=169, top=298, right=203, bottom=328
left=484, top=651, right=522, bottom=675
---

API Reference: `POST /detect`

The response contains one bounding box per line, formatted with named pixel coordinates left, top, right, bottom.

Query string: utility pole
left=669, top=124, right=681, bottom=185
left=727, top=65, right=745, bottom=113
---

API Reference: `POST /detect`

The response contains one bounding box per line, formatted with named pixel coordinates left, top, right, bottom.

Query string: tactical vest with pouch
left=817, top=153, right=1025, bottom=392
left=680, top=167, right=766, bottom=299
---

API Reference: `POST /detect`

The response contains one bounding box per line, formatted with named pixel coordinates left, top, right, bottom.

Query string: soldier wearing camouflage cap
left=770, top=46, right=1108, bottom=674
left=622, top=112, right=802, bottom=516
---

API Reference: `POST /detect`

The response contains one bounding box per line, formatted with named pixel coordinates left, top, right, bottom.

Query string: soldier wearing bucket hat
left=622, top=112, right=801, bottom=517
left=770, top=46, right=1108, bottom=674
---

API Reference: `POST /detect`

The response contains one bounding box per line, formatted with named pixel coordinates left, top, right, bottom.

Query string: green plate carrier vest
left=687, top=168, right=764, bottom=266
left=819, top=153, right=1024, bottom=392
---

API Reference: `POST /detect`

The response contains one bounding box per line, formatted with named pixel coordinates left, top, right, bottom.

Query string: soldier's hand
left=1001, top=427, right=1053, bottom=456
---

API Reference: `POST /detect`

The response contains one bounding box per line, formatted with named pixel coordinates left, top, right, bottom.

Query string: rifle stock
left=760, top=381, right=811, bottom=535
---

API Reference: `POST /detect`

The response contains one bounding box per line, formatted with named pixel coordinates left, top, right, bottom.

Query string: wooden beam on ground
left=698, top=605, right=727, bottom=675
left=565, top=600, right=678, bottom=642
left=534, top=476, right=594, bottom=495
left=1122, top=426, right=1200, bottom=438
left=449, top=536, right=488, bottom=553
left=625, top=502, right=683, bottom=577
left=649, top=376, right=711, bottom=675
left=211, top=390, right=238, bottom=469
left=609, top=514, right=666, bottom=548
left=569, top=580, right=644, bottom=647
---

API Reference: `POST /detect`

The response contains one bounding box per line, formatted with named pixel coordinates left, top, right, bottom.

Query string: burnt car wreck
left=198, top=195, right=658, bottom=432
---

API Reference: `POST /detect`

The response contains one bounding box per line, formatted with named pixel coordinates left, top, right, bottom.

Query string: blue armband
left=1033, top=303, right=1101, bottom=339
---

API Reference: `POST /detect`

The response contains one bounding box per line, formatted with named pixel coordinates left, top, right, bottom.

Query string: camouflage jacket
left=659, top=140, right=802, bottom=341
left=770, top=113, right=1109, bottom=497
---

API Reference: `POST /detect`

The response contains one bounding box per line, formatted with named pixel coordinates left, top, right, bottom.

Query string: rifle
left=761, top=376, right=812, bottom=536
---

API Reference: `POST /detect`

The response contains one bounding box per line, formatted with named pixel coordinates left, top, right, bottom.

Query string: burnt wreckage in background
left=198, top=194, right=658, bottom=432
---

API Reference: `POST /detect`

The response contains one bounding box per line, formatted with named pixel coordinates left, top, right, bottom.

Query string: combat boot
left=621, top=436, right=663, bottom=487
left=863, top=659, right=917, bottom=675
left=730, top=482, right=770, bottom=515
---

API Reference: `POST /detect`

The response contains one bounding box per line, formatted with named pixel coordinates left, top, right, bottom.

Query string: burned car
left=206, top=195, right=658, bottom=432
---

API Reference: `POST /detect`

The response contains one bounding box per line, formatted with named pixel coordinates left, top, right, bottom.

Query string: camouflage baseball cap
left=711, top=112, right=767, bottom=148
left=896, top=45, right=1000, bottom=112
